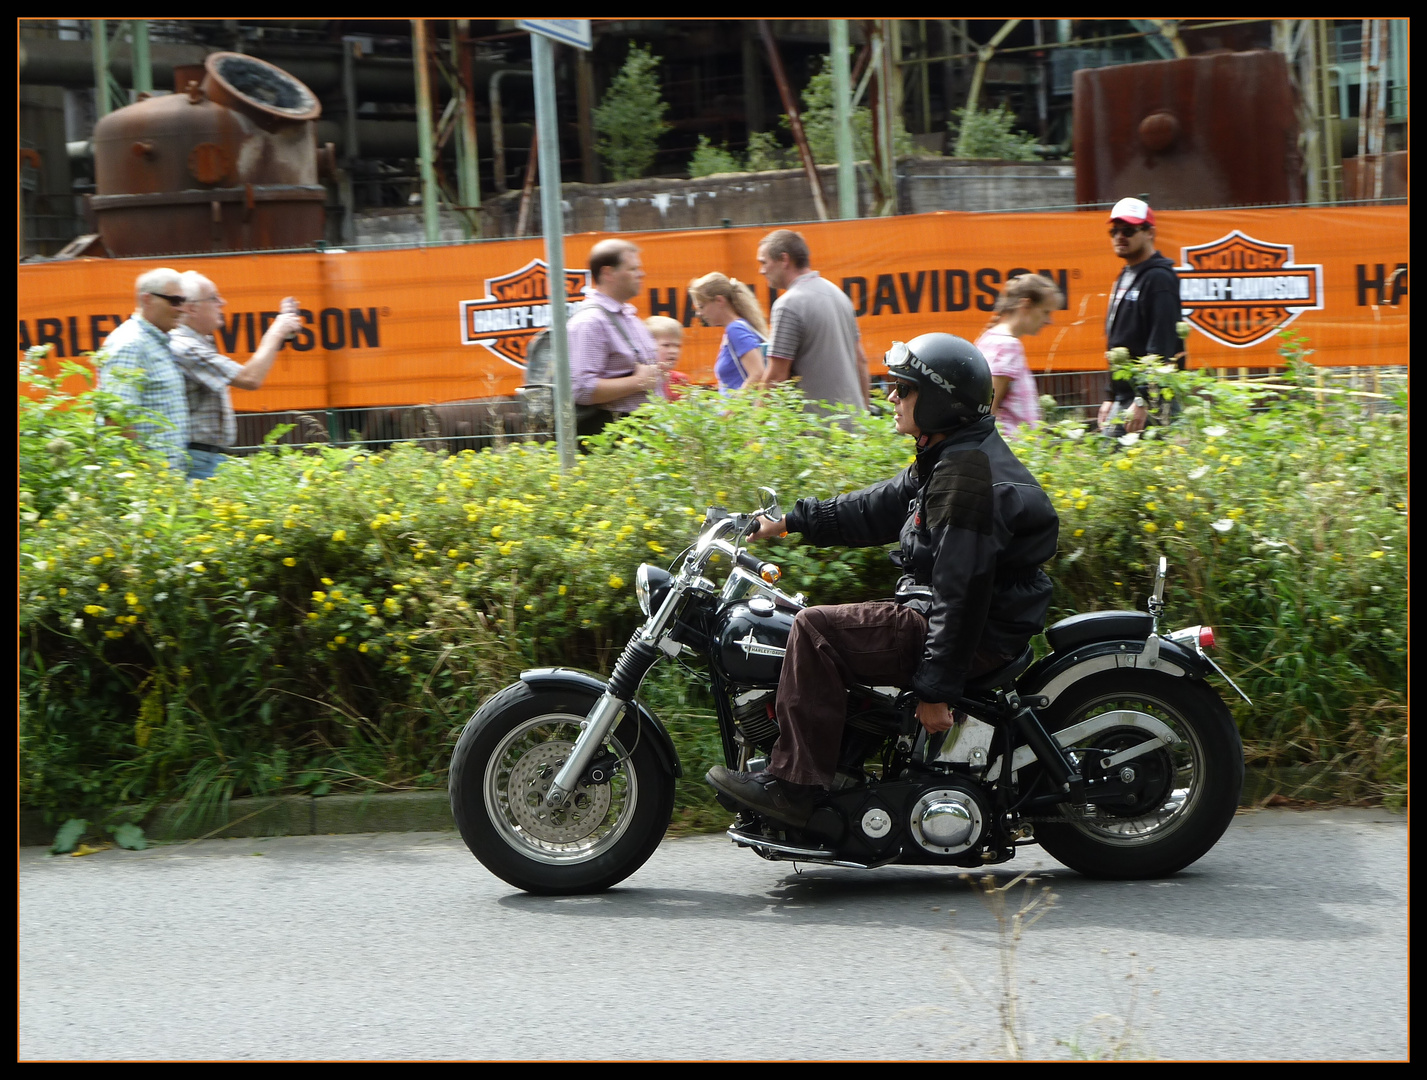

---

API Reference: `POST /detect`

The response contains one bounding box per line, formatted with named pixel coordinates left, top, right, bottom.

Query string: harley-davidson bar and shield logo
left=1176, top=231, right=1323, bottom=348
left=460, top=259, right=592, bottom=368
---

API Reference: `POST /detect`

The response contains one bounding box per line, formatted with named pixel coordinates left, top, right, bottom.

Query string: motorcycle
left=449, top=488, right=1249, bottom=895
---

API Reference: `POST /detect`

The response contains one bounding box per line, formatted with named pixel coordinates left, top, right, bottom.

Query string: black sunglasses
left=148, top=292, right=187, bottom=306
left=1108, top=223, right=1148, bottom=238
left=889, top=379, right=918, bottom=398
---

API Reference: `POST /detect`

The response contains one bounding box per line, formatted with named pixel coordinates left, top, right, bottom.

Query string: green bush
left=949, top=102, right=1041, bottom=161
left=19, top=348, right=1408, bottom=841
left=688, top=135, right=744, bottom=178
left=593, top=42, right=671, bottom=181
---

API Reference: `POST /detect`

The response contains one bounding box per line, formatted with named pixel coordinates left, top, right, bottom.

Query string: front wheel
left=449, top=681, right=675, bottom=895
left=1030, top=671, right=1243, bottom=879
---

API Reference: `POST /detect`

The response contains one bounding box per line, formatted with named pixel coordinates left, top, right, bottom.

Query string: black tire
left=449, top=681, right=675, bottom=895
left=1029, top=671, right=1243, bottom=879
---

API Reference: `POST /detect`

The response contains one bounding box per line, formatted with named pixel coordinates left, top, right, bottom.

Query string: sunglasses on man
left=147, top=291, right=187, bottom=306
left=1108, top=223, right=1149, bottom=238
left=889, top=379, right=918, bottom=398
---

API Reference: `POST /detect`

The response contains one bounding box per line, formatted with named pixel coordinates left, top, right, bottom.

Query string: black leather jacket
left=785, top=417, right=1059, bottom=703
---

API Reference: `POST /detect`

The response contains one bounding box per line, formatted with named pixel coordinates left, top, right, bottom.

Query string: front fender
left=518, top=667, right=684, bottom=779
left=1019, top=638, right=1211, bottom=708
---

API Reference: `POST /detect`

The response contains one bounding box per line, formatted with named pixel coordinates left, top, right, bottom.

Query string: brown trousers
left=766, top=601, right=1006, bottom=788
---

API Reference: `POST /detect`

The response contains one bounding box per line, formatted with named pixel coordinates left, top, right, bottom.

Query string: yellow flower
left=283, top=557, right=297, bottom=567
left=608, top=574, right=625, bottom=590
left=1073, top=528, right=1085, bottom=538
left=84, top=604, right=105, bottom=615
left=1175, top=520, right=1185, bottom=531
left=97, top=583, right=109, bottom=592
left=335, top=635, right=347, bottom=644
left=490, top=525, right=503, bottom=539
left=1142, top=521, right=1158, bottom=533
left=448, top=549, right=459, bottom=558
left=332, top=529, right=347, bottom=542
left=558, top=584, right=568, bottom=596
left=88, top=556, right=103, bottom=565
left=358, top=643, right=369, bottom=653
left=307, top=612, right=320, bottom=620
left=312, top=591, right=327, bottom=602
left=1368, top=550, right=1385, bottom=559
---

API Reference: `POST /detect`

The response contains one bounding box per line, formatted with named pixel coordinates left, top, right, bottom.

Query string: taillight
left=1199, top=626, right=1215, bottom=650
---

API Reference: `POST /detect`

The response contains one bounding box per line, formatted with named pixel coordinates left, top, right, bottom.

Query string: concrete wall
left=352, top=158, right=1078, bottom=246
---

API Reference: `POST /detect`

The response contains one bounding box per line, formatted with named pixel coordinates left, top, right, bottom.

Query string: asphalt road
left=19, top=807, right=1408, bottom=1061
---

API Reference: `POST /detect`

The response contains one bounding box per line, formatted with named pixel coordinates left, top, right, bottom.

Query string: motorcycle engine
left=732, top=688, right=778, bottom=749
left=908, top=783, right=991, bottom=857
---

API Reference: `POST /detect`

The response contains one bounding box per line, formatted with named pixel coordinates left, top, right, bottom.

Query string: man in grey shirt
left=756, top=228, right=870, bottom=412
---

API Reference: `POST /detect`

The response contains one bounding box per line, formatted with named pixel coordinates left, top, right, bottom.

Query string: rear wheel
left=449, top=681, right=675, bottom=895
left=1030, top=671, right=1243, bottom=879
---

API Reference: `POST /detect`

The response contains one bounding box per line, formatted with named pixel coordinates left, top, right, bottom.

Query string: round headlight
left=635, top=563, right=672, bottom=617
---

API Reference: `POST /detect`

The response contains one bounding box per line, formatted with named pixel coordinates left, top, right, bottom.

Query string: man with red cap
left=1096, top=197, right=1185, bottom=435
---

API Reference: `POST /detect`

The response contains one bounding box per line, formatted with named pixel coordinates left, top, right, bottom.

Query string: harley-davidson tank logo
left=737, top=630, right=786, bottom=660
left=459, top=259, right=592, bottom=368
left=1176, top=231, right=1323, bottom=348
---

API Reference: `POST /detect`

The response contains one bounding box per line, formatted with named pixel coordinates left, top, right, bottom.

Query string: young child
left=644, top=315, right=693, bottom=401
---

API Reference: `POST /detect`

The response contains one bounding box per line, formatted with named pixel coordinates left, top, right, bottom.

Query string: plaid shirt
left=98, top=315, right=190, bottom=470
left=567, top=289, right=661, bottom=415
left=169, top=324, right=243, bottom=447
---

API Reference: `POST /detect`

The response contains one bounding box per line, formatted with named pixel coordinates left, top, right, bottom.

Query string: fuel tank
left=714, top=599, right=795, bottom=686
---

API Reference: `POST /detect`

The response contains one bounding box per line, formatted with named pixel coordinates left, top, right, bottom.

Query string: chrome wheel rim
left=1058, top=694, right=1202, bottom=845
left=484, top=713, right=639, bottom=865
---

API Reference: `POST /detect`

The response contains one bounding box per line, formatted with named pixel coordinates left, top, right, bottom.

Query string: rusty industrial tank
left=90, top=52, right=329, bottom=256
left=1073, top=50, right=1304, bottom=210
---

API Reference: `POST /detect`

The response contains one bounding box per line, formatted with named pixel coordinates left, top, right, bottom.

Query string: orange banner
left=18, top=205, right=1408, bottom=410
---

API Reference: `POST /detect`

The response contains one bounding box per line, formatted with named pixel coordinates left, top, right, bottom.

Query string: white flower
left=1211, top=519, right=1235, bottom=533
left=70, top=618, right=84, bottom=632
left=153, top=592, right=168, bottom=602
left=115, top=471, right=136, bottom=479
left=1204, top=425, right=1228, bottom=438
left=21, top=511, right=39, bottom=522
left=82, top=464, right=102, bottom=471
left=186, top=560, right=206, bottom=570
left=1189, top=466, right=1210, bottom=480
left=1117, top=432, right=1141, bottom=447
left=120, top=512, right=143, bottom=523
left=1065, top=427, right=1085, bottom=440
left=33, top=560, right=49, bottom=571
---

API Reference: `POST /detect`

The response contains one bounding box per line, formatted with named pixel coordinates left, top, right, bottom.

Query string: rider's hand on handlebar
left=747, top=514, right=788, bottom=542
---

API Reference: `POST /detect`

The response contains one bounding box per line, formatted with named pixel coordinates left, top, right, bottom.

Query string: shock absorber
left=545, top=638, right=662, bottom=807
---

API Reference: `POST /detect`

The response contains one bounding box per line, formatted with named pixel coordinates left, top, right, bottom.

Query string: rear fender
left=518, top=667, right=684, bottom=779
left=1019, top=638, right=1211, bottom=709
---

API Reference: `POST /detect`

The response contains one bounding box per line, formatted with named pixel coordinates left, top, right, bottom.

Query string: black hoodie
left=1105, top=250, right=1184, bottom=407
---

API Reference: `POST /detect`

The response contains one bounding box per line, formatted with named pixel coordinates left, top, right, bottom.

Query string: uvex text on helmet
left=884, top=333, right=993, bottom=434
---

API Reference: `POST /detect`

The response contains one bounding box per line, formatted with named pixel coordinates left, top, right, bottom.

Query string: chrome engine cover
left=909, top=786, right=987, bottom=856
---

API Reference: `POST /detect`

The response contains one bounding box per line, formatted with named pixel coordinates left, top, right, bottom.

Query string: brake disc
left=505, top=740, right=612, bottom=844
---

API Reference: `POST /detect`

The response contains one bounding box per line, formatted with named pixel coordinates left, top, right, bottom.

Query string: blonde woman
left=688, top=272, right=768, bottom=393
left=974, top=273, right=1064, bottom=433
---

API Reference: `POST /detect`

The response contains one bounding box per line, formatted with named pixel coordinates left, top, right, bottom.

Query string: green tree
left=949, top=102, right=1041, bottom=161
left=594, top=43, right=671, bottom=181
left=785, top=52, right=919, bottom=165
left=688, top=135, right=743, bottom=178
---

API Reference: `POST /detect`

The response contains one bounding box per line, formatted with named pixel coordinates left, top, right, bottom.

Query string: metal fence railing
left=230, top=366, right=1404, bottom=456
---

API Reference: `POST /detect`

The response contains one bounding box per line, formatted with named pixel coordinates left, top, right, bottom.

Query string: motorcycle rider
left=707, top=333, right=1060, bottom=827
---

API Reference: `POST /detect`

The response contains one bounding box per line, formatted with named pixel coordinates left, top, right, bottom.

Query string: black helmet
left=885, top=333, right=993, bottom=434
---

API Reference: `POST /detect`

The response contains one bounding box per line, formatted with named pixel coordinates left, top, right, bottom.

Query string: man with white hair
left=97, top=267, right=192, bottom=472
left=169, top=271, right=302, bottom=479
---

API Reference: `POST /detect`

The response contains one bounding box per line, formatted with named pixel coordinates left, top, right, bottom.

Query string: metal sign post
left=518, top=19, right=591, bottom=470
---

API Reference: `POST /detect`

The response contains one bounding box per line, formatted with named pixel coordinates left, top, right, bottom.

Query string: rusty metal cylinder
left=1073, top=50, right=1304, bottom=211
left=91, top=52, right=327, bottom=257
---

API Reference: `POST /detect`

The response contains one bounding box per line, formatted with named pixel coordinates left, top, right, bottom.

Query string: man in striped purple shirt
left=568, top=239, right=669, bottom=438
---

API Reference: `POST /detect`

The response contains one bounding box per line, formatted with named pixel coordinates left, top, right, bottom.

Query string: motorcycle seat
left=965, top=644, right=1035, bottom=692
left=1044, top=610, right=1153, bottom=653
